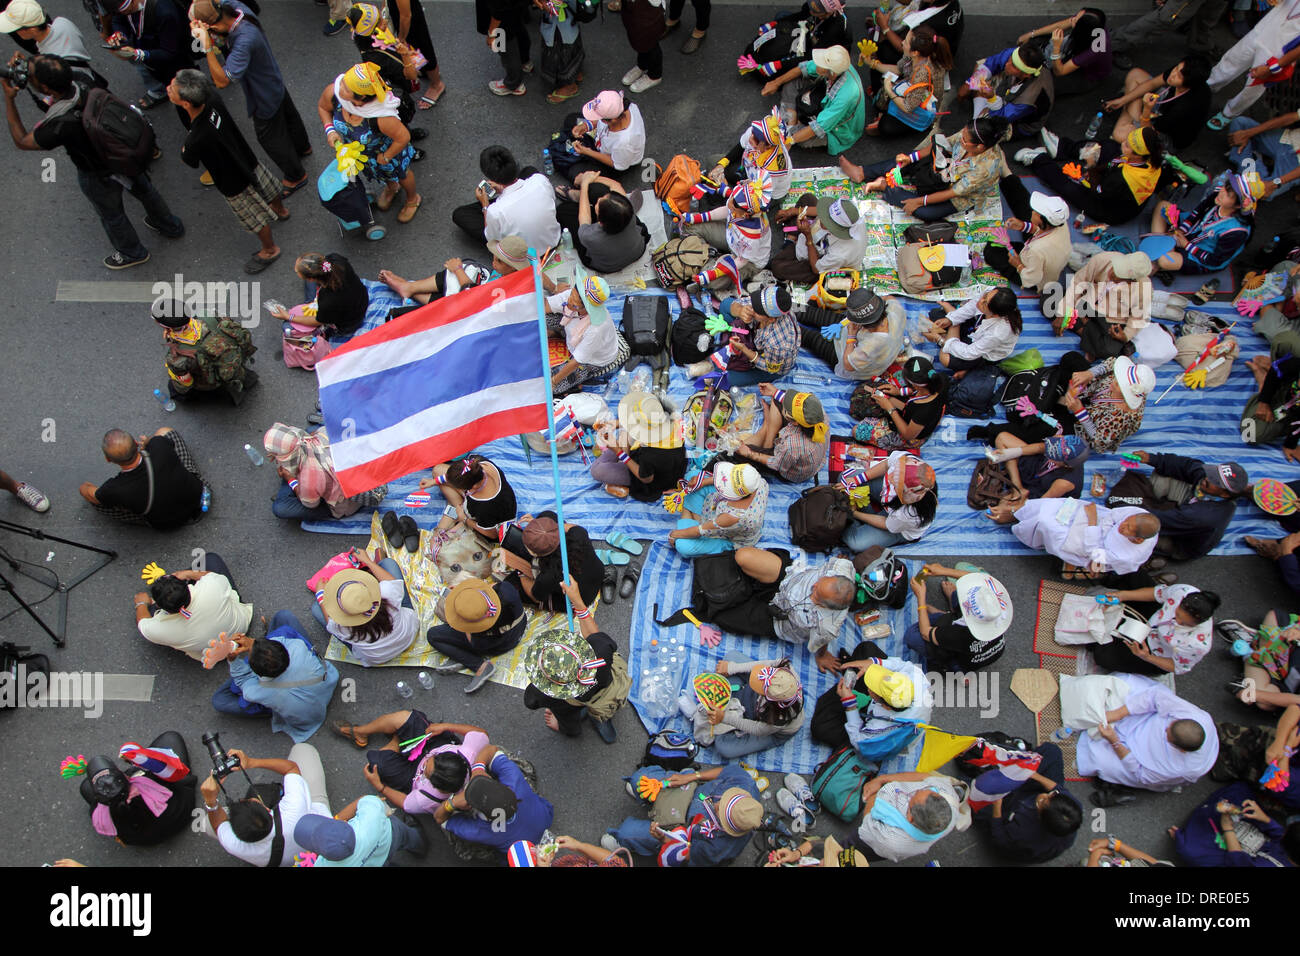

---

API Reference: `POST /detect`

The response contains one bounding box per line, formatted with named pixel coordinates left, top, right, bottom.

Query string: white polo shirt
left=484, top=173, right=562, bottom=252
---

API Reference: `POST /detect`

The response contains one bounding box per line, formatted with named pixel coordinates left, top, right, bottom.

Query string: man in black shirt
left=169, top=68, right=287, bottom=274
left=3, top=54, right=183, bottom=269
left=904, top=564, right=1011, bottom=673
left=79, top=427, right=207, bottom=530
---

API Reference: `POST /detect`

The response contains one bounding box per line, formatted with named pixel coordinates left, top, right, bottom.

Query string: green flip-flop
left=605, top=531, right=643, bottom=556
left=595, top=548, right=631, bottom=566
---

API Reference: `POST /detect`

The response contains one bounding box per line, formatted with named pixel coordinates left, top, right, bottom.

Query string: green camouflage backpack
left=196, top=316, right=256, bottom=384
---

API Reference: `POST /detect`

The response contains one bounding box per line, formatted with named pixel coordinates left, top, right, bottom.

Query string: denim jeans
left=842, top=520, right=903, bottom=553
left=76, top=167, right=182, bottom=258
left=724, top=367, right=781, bottom=387
left=384, top=814, right=429, bottom=864
left=539, top=11, right=580, bottom=44
left=1227, top=117, right=1300, bottom=199
left=272, top=481, right=335, bottom=521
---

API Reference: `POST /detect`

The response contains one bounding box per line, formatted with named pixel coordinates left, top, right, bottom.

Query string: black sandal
left=619, top=562, right=641, bottom=600
left=601, top=564, right=618, bottom=605
left=381, top=511, right=403, bottom=549
left=1192, top=277, right=1221, bottom=305
left=398, top=515, right=420, bottom=553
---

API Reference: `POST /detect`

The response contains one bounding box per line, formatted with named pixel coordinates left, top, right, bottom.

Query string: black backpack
left=670, top=307, right=713, bottom=365
left=0, top=643, right=49, bottom=711
left=1000, top=365, right=1061, bottom=418
left=642, top=731, right=699, bottom=770
left=80, top=87, right=156, bottom=178
left=622, top=295, right=671, bottom=356
left=788, top=485, right=851, bottom=553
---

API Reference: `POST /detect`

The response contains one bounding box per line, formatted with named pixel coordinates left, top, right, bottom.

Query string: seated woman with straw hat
left=426, top=577, right=528, bottom=694
left=590, top=391, right=687, bottom=501
left=668, top=461, right=770, bottom=558
left=523, top=577, right=630, bottom=744
left=311, top=545, right=419, bottom=667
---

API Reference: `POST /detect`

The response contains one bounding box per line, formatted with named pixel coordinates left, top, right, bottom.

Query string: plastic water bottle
left=560, top=228, right=574, bottom=252
left=542, top=147, right=554, bottom=176
left=1073, top=210, right=1087, bottom=230
left=396, top=680, right=414, bottom=699
left=153, top=388, right=176, bottom=412
left=1085, top=111, right=1103, bottom=141
left=616, top=369, right=631, bottom=395
left=416, top=670, right=435, bottom=690
left=200, top=486, right=212, bottom=513
left=630, top=366, right=652, bottom=393
left=1052, top=725, right=1075, bottom=742
left=243, top=443, right=264, bottom=466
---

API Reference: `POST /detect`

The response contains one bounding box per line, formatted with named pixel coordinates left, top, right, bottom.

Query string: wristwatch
left=1274, top=178, right=1283, bottom=187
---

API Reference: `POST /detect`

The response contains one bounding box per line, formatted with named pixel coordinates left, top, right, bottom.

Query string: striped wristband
left=575, top=607, right=592, bottom=620
left=470, top=762, right=486, bottom=773
left=288, top=479, right=299, bottom=491
left=617, top=451, right=630, bottom=462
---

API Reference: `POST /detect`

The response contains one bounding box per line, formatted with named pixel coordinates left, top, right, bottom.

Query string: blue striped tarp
left=625, top=540, right=925, bottom=776
left=305, top=287, right=1286, bottom=558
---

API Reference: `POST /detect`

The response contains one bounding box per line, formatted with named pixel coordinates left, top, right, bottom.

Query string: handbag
left=1053, top=592, right=1124, bottom=645
left=282, top=320, right=332, bottom=370
left=884, top=76, right=938, bottom=131
left=795, top=78, right=828, bottom=124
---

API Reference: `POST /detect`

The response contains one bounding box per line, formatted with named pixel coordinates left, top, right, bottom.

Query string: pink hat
left=582, top=90, right=625, bottom=124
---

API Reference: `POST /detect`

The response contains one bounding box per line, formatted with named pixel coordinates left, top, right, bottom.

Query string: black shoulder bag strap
left=266, top=803, right=285, bottom=868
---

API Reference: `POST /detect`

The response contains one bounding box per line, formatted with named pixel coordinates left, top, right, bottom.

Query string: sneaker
left=322, top=18, right=346, bottom=35
left=1014, top=147, right=1046, bottom=165
left=489, top=79, right=526, bottom=96
left=621, top=65, right=645, bottom=86
left=104, top=250, right=150, bottom=270
left=144, top=216, right=185, bottom=239
left=775, top=787, right=810, bottom=827
left=629, top=74, right=661, bottom=93
left=783, top=773, right=817, bottom=815
left=433, top=660, right=465, bottom=674
left=465, top=660, right=496, bottom=693
left=600, top=834, right=621, bottom=852
left=14, top=482, right=49, bottom=513
left=1040, top=127, right=1060, bottom=159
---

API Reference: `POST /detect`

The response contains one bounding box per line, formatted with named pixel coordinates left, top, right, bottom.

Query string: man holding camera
left=200, top=743, right=332, bottom=867
left=3, top=54, right=184, bottom=269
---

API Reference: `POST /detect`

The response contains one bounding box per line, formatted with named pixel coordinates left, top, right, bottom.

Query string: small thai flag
left=119, top=742, right=190, bottom=782
left=402, top=492, right=433, bottom=508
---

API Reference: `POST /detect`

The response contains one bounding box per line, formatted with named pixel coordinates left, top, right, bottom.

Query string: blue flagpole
left=528, top=248, right=574, bottom=633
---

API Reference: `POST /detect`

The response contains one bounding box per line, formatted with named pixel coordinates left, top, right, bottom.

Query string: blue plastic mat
left=303, top=289, right=1285, bottom=558
left=624, top=541, right=925, bottom=776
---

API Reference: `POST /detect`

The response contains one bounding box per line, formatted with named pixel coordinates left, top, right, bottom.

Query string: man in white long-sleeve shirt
left=997, top=497, right=1160, bottom=577
left=1076, top=673, right=1219, bottom=799
left=451, top=145, right=561, bottom=253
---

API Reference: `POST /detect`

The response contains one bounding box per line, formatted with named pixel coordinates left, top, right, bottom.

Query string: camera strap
left=142, top=451, right=155, bottom=517
left=267, top=804, right=285, bottom=868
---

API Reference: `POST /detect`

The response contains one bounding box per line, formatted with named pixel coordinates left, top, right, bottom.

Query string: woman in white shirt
left=546, top=274, right=631, bottom=394
left=926, top=286, right=1022, bottom=372
left=311, top=547, right=420, bottom=666
left=841, top=450, right=939, bottom=551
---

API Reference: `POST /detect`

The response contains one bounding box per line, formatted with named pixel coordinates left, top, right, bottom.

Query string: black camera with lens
left=203, top=731, right=241, bottom=780
left=0, top=59, right=29, bottom=92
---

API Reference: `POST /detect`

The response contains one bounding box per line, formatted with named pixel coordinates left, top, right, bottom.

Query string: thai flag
left=965, top=739, right=1042, bottom=812
left=119, top=742, right=190, bottom=782
left=316, top=270, right=550, bottom=496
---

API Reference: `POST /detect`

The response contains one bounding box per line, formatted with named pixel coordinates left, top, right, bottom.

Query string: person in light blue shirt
left=293, top=795, right=427, bottom=866
left=212, top=610, right=340, bottom=743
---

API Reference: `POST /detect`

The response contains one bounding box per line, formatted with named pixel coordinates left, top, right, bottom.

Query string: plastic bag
left=639, top=668, right=678, bottom=720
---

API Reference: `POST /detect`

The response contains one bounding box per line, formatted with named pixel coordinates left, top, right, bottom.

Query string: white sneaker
left=14, top=482, right=49, bottom=513
left=775, top=787, right=810, bottom=827
left=600, top=834, right=622, bottom=852
left=1040, top=127, right=1060, bottom=159
left=783, top=772, right=817, bottom=815
left=1014, top=147, right=1046, bottom=165
left=621, top=65, right=644, bottom=86
left=629, top=74, right=661, bottom=93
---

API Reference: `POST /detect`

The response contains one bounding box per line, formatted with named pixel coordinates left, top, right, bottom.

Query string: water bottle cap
left=1231, top=638, right=1252, bottom=657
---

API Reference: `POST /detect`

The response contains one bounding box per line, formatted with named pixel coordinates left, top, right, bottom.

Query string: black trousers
left=523, top=684, right=587, bottom=735
left=637, top=45, right=663, bottom=79
left=1091, top=636, right=1165, bottom=676
left=809, top=640, right=887, bottom=750
left=253, top=93, right=311, bottom=184
left=667, top=0, right=710, bottom=29
left=799, top=325, right=839, bottom=370
left=982, top=241, right=1024, bottom=287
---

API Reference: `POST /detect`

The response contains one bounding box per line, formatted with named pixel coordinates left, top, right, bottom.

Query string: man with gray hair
left=167, top=68, right=288, bottom=274
left=79, top=426, right=207, bottom=530
left=856, top=771, right=969, bottom=862
left=734, top=547, right=855, bottom=673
